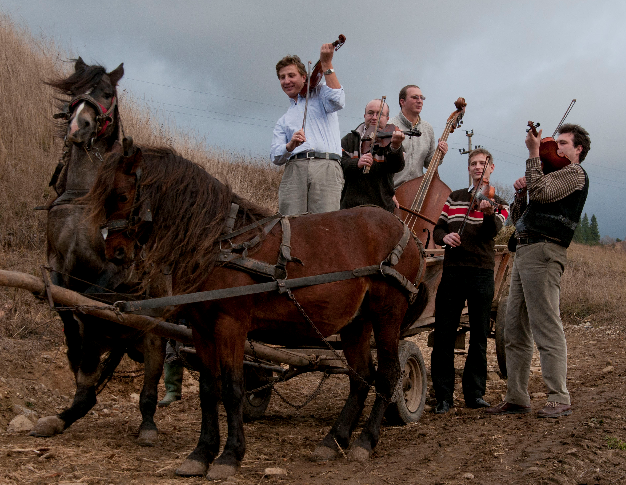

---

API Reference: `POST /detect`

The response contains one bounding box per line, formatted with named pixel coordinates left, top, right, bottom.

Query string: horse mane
left=86, top=146, right=273, bottom=295
left=46, top=60, right=120, bottom=144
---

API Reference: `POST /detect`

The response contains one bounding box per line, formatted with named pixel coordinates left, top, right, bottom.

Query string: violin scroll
left=300, top=35, right=347, bottom=98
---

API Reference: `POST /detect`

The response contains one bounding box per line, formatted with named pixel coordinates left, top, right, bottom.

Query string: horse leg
left=312, top=318, right=374, bottom=461
left=31, top=333, right=103, bottom=437
left=207, top=322, right=247, bottom=480
left=137, top=334, right=165, bottom=446
left=176, top=335, right=221, bottom=477
left=348, top=299, right=405, bottom=462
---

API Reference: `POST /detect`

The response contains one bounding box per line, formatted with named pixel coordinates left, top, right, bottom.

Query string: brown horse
left=85, top=147, right=425, bottom=480
left=31, top=59, right=165, bottom=447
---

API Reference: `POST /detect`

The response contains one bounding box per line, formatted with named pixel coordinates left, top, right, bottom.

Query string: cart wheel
left=385, top=340, right=427, bottom=425
left=242, top=366, right=272, bottom=422
left=495, top=298, right=507, bottom=378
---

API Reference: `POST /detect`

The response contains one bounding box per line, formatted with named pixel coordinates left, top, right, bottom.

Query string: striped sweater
left=433, top=188, right=509, bottom=270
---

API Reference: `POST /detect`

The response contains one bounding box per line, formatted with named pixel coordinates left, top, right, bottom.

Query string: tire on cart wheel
left=242, top=365, right=273, bottom=422
left=495, top=298, right=507, bottom=378
left=385, top=340, right=427, bottom=425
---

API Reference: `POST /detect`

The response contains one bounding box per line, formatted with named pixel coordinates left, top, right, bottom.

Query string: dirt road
left=1, top=312, right=625, bottom=485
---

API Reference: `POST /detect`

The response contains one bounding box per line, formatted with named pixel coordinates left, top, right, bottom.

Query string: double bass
left=395, top=98, right=466, bottom=248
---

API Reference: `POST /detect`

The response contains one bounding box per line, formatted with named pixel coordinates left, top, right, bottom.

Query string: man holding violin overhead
left=389, top=85, right=449, bottom=188
left=430, top=148, right=509, bottom=414
left=270, top=44, right=345, bottom=215
left=339, top=99, right=405, bottom=213
left=486, top=124, right=590, bottom=419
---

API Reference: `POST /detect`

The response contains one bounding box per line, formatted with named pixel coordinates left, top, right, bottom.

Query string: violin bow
left=457, top=155, right=493, bottom=238
left=363, top=96, right=386, bottom=174
left=301, top=61, right=312, bottom=133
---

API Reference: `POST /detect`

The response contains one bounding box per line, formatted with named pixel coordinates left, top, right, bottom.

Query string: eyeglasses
left=409, top=95, right=426, bottom=101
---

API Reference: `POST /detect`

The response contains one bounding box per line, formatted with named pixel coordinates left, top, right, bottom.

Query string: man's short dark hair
left=276, top=55, right=307, bottom=78
left=468, top=148, right=493, bottom=166
left=398, top=84, right=420, bottom=108
left=557, top=123, right=591, bottom=162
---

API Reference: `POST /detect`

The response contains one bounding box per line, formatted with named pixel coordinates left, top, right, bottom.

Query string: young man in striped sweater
left=430, top=148, right=509, bottom=414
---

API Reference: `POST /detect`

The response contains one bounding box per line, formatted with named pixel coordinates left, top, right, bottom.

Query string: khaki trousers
left=278, top=159, right=344, bottom=215
left=504, top=242, right=570, bottom=406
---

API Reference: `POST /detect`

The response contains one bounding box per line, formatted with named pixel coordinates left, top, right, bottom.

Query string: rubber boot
left=158, top=362, right=183, bottom=407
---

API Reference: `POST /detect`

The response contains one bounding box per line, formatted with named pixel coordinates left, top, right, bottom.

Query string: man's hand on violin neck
left=525, top=128, right=541, bottom=158
left=391, top=131, right=405, bottom=150
left=320, top=43, right=335, bottom=67
left=478, top=199, right=495, bottom=216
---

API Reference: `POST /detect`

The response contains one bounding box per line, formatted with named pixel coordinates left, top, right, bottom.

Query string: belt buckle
left=305, top=151, right=316, bottom=159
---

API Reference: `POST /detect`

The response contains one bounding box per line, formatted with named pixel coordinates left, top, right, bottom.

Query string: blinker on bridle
left=100, top=166, right=152, bottom=243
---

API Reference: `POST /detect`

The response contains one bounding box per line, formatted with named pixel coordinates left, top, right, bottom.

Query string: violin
left=526, top=99, right=576, bottom=174
left=299, top=35, right=346, bottom=98
left=472, top=185, right=505, bottom=212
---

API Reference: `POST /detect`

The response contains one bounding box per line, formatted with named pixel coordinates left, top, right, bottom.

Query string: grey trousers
left=278, top=158, right=344, bottom=215
left=504, top=241, right=570, bottom=406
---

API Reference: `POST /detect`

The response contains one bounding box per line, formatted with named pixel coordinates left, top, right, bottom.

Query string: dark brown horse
left=85, top=147, right=425, bottom=480
left=31, top=59, right=165, bottom=446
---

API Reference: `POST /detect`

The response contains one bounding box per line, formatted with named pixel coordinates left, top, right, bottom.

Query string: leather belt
left=516, top=236, right=560, bottom=246
left=290, top=151, right=341, bottom=161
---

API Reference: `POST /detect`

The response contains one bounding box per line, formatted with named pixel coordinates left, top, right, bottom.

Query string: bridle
left=54, top=93, right=118, bottom=148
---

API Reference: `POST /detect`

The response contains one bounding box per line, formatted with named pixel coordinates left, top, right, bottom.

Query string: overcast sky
left=1, top=0, right=624, bottom=238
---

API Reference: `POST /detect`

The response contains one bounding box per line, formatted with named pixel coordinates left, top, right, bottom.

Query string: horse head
left=51, top=57, right=124, bottom=148
left=96, top=142, right=153, bottom=266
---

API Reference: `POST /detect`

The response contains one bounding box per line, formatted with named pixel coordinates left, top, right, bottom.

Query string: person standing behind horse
left=389, top=85, right=449, bottom=189
left=340, top=99, right=405, bottom=213
left=486, top=124, right=590, bottom=418
left=271, top=44, right=345, bottom=215
left=430, top=148, right=509, bottom=414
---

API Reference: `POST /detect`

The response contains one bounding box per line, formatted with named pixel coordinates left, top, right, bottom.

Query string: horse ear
left=74, top=57, right=87, bottom=72
left=108, top=63, right=124, bottom=86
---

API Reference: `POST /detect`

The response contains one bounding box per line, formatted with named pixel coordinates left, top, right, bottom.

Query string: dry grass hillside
left=0, top=12, right=281, bottom=339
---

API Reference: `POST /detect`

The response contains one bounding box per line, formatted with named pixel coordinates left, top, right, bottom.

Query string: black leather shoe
left=466, top=397, right=490, bottom=409
left=485, top=401, right=531, bottom=415
left=434, top=401, right=452, bottom=414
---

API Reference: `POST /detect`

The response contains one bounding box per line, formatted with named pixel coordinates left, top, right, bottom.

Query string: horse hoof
left=137, top=428, right=158, bottom=447
left=175, top=459, right=208, bottom=477
left=29, top=416, right=65, bottom=437
left=311, top=444, right=339, bottom=461
left=347, top=445, right=371, bottom=462
left=207, top=463, right=238, bottom=480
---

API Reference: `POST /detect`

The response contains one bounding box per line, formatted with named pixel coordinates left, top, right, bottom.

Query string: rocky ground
left=1, top=306, right=625, bottom=485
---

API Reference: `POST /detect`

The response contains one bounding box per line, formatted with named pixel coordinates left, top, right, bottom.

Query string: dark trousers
left=431, top=266, right=494, bottom=404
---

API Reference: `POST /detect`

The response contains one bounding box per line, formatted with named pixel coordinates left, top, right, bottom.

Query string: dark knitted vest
left=516, top=169, right=588, bottom=248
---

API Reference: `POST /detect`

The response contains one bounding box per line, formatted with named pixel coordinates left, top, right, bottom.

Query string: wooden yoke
left=395, top=98, right=466, bottom=248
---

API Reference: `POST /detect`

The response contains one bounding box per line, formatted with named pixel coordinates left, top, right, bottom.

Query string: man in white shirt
left=271, top=44, right=345, bottom=215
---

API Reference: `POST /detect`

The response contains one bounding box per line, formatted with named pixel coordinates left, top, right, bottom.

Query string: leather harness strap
left=114, top=217, right=421, bottom=313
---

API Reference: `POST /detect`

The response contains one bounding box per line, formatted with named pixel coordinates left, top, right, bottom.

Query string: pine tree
left=575, top=213, right=590, bottom=244
left=589, top=214, right=600, bottom=245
